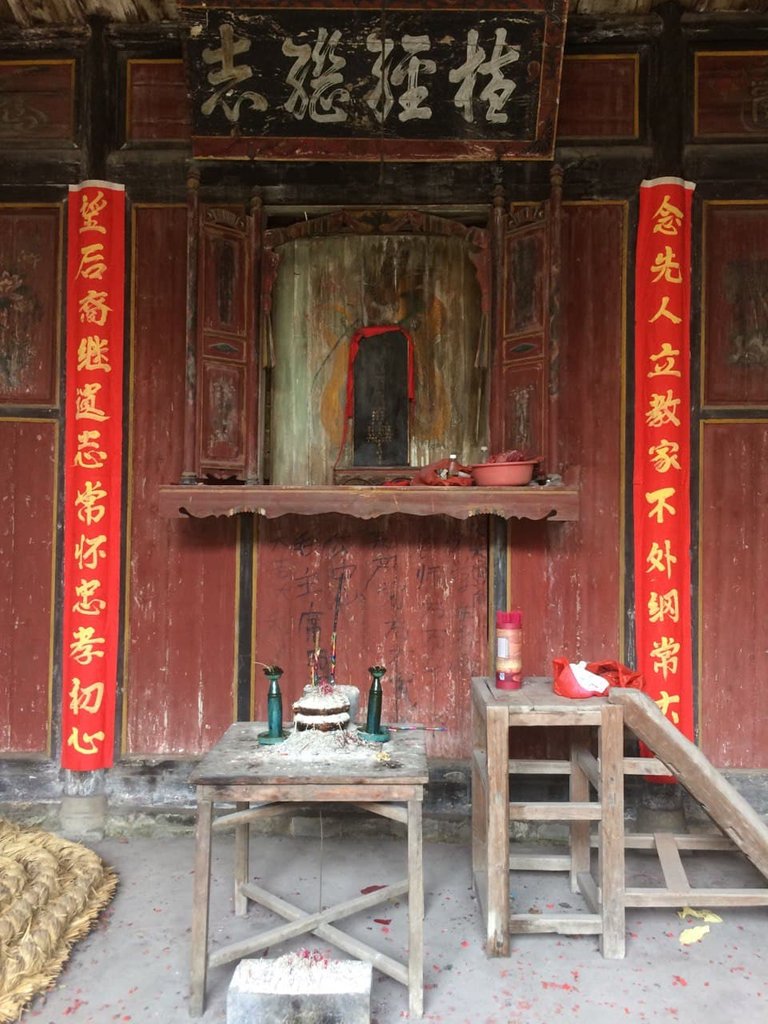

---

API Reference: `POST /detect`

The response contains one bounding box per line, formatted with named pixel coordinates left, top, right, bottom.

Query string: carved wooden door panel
left=491, top=201, right=551, bottom=468
left=195, top=205, right=256, bottom=480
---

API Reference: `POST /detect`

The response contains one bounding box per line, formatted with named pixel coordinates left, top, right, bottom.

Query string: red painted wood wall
left=253, top=514, right=488, bottom=760
left=506, top=202, right=626, bottom=757
left=698, top=201, right=768, bottom=769
left=509, top=203, right=626, bottom=665
left=0, top=203, right=62, bottom=757
left=6, top=194, right=768, bottom=773
left=122, top=206, right=239, bottom=756
left=4, top=43, right=768, bottom=779
left=0, top=419, right=57, bottom=755
left=700, top=422, right=768, bottom=769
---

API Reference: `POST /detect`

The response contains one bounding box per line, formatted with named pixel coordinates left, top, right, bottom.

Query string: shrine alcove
left=267, top=223, right=486, bottom=485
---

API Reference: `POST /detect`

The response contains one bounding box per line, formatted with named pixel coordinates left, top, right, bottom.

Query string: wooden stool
left=471, top=676, right=626, bottom=958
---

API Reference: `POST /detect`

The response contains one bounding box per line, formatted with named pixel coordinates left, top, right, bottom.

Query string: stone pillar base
left=59, top=793, right=108, bottom=841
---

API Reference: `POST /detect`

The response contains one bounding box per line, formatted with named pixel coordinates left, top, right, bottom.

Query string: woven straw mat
left=0, top=817, right=118, bottom=1022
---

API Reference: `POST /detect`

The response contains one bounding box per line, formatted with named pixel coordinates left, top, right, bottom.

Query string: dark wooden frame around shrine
left=176, top=168, right=565, bottom=509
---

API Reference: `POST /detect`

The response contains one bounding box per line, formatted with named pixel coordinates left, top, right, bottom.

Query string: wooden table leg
left=190, top=793, right=213, bottom=1017
left=471, top=684, right=488, bottom=924
left=486, top=704, right=510, bottom=956
left=598, top=703, right=626, bottom=959
left=569, top=726, right=592, bottom=893
left=234, top=801, right=249, bottom=916
left=407, top=797, right=424, bottom=1019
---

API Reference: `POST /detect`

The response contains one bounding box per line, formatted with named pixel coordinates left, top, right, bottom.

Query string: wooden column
left=489, top=185, right=506, bottom=454
left=83, top=17, right=108, bottom=180
left=650, top=1, right=684, bottom=178
left=548, top=164, right=563, bottom=479
left=488, top=187, right=509, bottom=653
left=181, top=164, right=200, bottom=484
left=246, top=188, right=264, bottom=483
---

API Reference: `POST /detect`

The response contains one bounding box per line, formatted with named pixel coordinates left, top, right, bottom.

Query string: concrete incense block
left=336, top=685, right=361, bottom=724
left=227, top=955, right=372, bottom=1024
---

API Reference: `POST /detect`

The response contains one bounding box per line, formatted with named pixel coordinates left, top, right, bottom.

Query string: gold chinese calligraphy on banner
left=62, top=181, right=125, bottom=770
left=633, top=177, right=695, bottom=746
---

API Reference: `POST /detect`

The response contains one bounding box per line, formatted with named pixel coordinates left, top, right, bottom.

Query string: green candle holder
left=358, top=665, right=390, bottom=743
left=258, top=665, right=287, bottom=746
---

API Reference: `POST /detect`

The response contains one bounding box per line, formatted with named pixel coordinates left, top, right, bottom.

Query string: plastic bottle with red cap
left=495, top=610, right=523, bottom=690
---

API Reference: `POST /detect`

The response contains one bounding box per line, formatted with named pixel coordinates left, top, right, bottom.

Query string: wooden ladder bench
left=609, top=687, right=768, bottom=912
left=471, top=677, right=768, bottom=960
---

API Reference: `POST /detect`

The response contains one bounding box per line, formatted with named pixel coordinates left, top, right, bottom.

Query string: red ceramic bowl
left=470, top=460, right=537, bottom=486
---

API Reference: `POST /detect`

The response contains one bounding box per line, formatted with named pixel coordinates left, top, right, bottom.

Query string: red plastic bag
left=584, top=660, right=644, bottom=691
left=553, top=658, right=644, bottom=699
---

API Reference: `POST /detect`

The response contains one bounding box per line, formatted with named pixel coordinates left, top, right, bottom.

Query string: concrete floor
left=21, top=830, right=768, bottom=1024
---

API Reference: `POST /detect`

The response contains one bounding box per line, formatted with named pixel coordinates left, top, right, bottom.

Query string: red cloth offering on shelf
left=553, top=658, right=645, bottom=699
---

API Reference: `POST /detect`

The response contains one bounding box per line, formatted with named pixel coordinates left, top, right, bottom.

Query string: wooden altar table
left=189, top=723, right=428, bottom=1018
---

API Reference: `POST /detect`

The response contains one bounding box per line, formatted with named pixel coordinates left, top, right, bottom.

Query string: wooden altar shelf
left=157, top=483, right=579, bottom=522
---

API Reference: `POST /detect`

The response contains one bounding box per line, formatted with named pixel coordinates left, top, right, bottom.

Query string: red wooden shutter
left=195, top=205, right=256, bottom=480
left=491, top=200, right=551, bottom=466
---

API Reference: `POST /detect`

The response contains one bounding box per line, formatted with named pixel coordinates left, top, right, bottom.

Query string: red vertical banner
left=62, top=181, right=125, bottom=770
left=634, top=177, right=695, bottom=744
